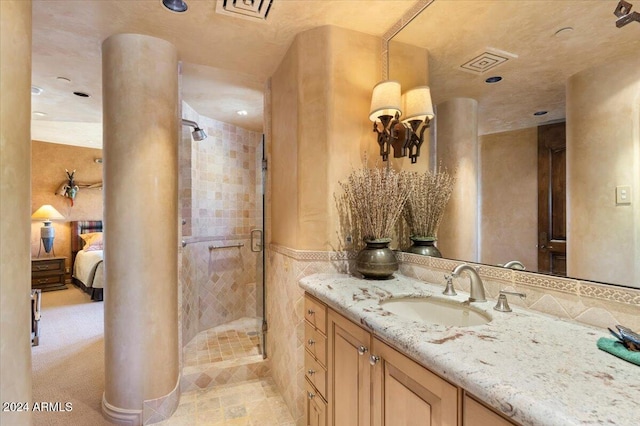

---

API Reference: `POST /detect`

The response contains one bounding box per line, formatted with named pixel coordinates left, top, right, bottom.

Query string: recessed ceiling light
left=534, top=111, right=548, bottom=116
left=485, top=76, right=502, bottom=84
left=162, top=0, right=188, bottom=12
left=33, top=111, right=47, bottom=117
left=57, top=77, right=71, bottom=83
left=236, top=110, right=248, bottom=116
left=73, top=91, right=90, bottom=98
left=31, top=86, right=43, bottom=95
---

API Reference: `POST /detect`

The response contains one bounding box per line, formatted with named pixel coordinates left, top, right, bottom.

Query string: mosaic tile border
left=270, top=244, right=640, bottom=307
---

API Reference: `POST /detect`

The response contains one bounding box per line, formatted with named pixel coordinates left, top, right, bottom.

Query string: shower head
left=182, top=119, right=207, bottom=141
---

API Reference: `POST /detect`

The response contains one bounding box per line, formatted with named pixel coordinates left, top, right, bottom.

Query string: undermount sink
left=380, top=297, right=492, bottom=327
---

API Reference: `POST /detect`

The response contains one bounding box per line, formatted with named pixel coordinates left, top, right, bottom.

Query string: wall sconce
left=401, top=86, right=435, bottom=164
left=31, top=204, right=65, bottom=257
left=614, top=0, right=640, bottom=27
left=369, top=81, right=435, bottom=163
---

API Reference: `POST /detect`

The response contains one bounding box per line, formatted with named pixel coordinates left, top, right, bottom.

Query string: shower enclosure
left=179, top=111, right=267, bottom=390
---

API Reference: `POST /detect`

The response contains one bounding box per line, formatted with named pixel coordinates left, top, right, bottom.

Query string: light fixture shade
left=401, top=86, right=435, bottom=123
left=31, top=205, right=64, bottom=221
left=369, top=80, right=402, bottom=122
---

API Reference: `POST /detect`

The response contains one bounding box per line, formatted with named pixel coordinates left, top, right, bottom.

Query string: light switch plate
left=616, top=185, right=632, bottom=205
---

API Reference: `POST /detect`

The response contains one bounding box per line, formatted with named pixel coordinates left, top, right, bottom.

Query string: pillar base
left=102, top=394, right=142, bottom=426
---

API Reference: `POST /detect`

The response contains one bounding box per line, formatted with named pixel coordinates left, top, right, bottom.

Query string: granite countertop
left=299, top=273, right=639, bottom=426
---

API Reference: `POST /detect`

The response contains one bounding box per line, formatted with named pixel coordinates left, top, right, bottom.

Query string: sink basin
left=380, top=297, right=491, bottom=327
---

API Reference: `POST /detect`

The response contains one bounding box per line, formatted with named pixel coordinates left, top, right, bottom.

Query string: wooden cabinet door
left=372, top=338, right=459, bottom=426
left=306, top=379, right=327, bottom=426
left=463, top=393, right=516, bottom=426
left=328, top=310, right=372, bottom=426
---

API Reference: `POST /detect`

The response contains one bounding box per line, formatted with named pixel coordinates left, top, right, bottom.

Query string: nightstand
left=31, top=257, right=68, bottom=291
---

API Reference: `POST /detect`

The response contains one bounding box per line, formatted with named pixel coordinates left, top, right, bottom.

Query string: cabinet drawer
left=32, top=259, right=64, bottom=273
left=305, top=295, right=327, bottom=334
left=305, top=378, right=327, bottom=426
left=305, top=350, right=327, bottom=399
left=305, top=322, right=327, bottom=366
left=32, top=274, right=64, bottom=286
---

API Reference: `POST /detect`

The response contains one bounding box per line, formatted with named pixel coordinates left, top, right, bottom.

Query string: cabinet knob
left=358, top=345, right=368, bottom=356
left=307, top=391, right=315, bottom=400
left=369, top=355, right=380, bottom=366
left=307, top=309, right=315, bottom=315
left=307, top=338, right=315, bottom=346
left=307, top=369, right=315, bottom=376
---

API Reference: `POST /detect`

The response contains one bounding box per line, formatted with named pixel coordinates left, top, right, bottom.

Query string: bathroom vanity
left=300, top=273, right=639, bottom=426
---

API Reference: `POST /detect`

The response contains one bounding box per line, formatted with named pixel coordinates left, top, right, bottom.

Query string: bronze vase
left=406, top=236, right=442, bottom=257
left=356, top=239, right=398, bottom=279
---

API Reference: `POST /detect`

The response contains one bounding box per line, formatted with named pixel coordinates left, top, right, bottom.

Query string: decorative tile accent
left=514, top=271, right=579, bottom=294
left=578, top=281, right=640, bottom=305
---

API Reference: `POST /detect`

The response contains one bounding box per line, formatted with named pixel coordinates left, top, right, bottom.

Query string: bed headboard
left=70, top=220, right=103, bottom=266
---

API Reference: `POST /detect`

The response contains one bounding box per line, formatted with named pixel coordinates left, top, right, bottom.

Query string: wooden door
left=371, top=338, right=459, bottom=426
left=327, top=310, right=372, bottom=426
left=537, top=122, right=567, bottom=276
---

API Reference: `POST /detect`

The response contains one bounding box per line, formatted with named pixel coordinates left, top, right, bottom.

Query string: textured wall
left=567, top=54, right=640, bottom=288
left=436, top=98, right=479, bottom=261
left=0, top=2, right=33, bottom=425
left=270, top=26, right=381, bottom=252
left=479, top=127, right=537, bottom=269
left=30, top=141, right=103, bottom=272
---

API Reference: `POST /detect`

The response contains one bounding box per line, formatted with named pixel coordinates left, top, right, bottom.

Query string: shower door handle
left=251, top=228, right=263, bottom=252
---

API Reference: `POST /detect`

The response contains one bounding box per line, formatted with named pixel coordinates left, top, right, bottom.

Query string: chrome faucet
left=501, top=260, right=525, bottom=270
left=451, top=263, right=486, bottom=302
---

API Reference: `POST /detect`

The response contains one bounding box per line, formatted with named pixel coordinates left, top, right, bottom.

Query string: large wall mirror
left=390, top=0, right=640, bottom=289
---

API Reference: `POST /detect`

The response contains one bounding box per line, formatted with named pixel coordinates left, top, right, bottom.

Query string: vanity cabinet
left=304, top=294, right=328, bottom=426
left=308, top=293, right=518, bottom=426
left=327, top=308, right=458, bottom=425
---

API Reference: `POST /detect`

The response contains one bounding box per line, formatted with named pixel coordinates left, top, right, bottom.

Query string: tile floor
left=156, top=378, right=295, bottom=425
left=183, top=320, right=262, bottom=367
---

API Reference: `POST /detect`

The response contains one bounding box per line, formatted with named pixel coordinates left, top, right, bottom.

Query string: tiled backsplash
left=266, top=244, right=640, bottom=426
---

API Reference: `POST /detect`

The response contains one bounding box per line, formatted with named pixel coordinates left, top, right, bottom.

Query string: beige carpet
left=31, top=285, right=113, bottom=425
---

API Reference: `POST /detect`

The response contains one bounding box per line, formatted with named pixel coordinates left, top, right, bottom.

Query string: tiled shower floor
left=183, top=318, right=263, bottom=367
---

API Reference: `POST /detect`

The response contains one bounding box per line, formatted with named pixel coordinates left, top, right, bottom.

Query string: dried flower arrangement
left=339, top=164, right=414, bottom=243
left=404, top=166, right=455, bottom=240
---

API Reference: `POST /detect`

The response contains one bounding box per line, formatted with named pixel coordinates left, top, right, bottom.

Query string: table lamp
left=31, top=205, right=65, bottom=257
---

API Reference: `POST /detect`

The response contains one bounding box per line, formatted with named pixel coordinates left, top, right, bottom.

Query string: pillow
left=80, top=232, right=103, bottom=251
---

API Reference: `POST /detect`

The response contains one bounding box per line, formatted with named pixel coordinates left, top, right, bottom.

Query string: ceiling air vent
left=216, top=0, right=274, bottom=21
left=458, top=49, right=517, bottom=75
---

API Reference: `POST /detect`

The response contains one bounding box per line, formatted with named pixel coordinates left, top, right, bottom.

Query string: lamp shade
left=31, top=205, right=65, bottom=222
left=369, top=80, right=402, bottom=122
left=401, top=86, right=435, bottom=123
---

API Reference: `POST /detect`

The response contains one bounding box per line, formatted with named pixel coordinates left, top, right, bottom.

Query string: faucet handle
left=442, top=275, right=457, bottom=296
left=494, top=290, right=527, bottom=312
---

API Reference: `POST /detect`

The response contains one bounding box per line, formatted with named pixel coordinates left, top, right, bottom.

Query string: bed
left=71, top=221, right=104, bottom=301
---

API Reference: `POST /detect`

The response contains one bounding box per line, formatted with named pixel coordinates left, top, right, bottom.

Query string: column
left=435, top=98, right=479, bottom=261
left=102, top=34, right=179, bottom=424
left=0, top=2, right=33, bottom=425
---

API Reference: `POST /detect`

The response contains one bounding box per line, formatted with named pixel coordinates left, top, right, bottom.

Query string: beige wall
left=479, top=127, right=537, bottom=269
left=30, top=141, right=103, bottom=273
left=0, top=1, right=33, bottom=425
left=567, top=54, right=640, bottom=288
left=271, top=25, right=380, bottom=252
left=436, top=98, right=479, bottom=261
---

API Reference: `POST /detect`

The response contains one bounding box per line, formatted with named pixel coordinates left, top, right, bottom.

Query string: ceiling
left=30, top=0, right=640, bottom=148
left=31, top=0, right=416, bottom=148
left=392, top=0, right=640, bottom=135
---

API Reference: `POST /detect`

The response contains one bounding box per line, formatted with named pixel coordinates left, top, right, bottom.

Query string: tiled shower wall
left=180, top=102, right=263, bottom=348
